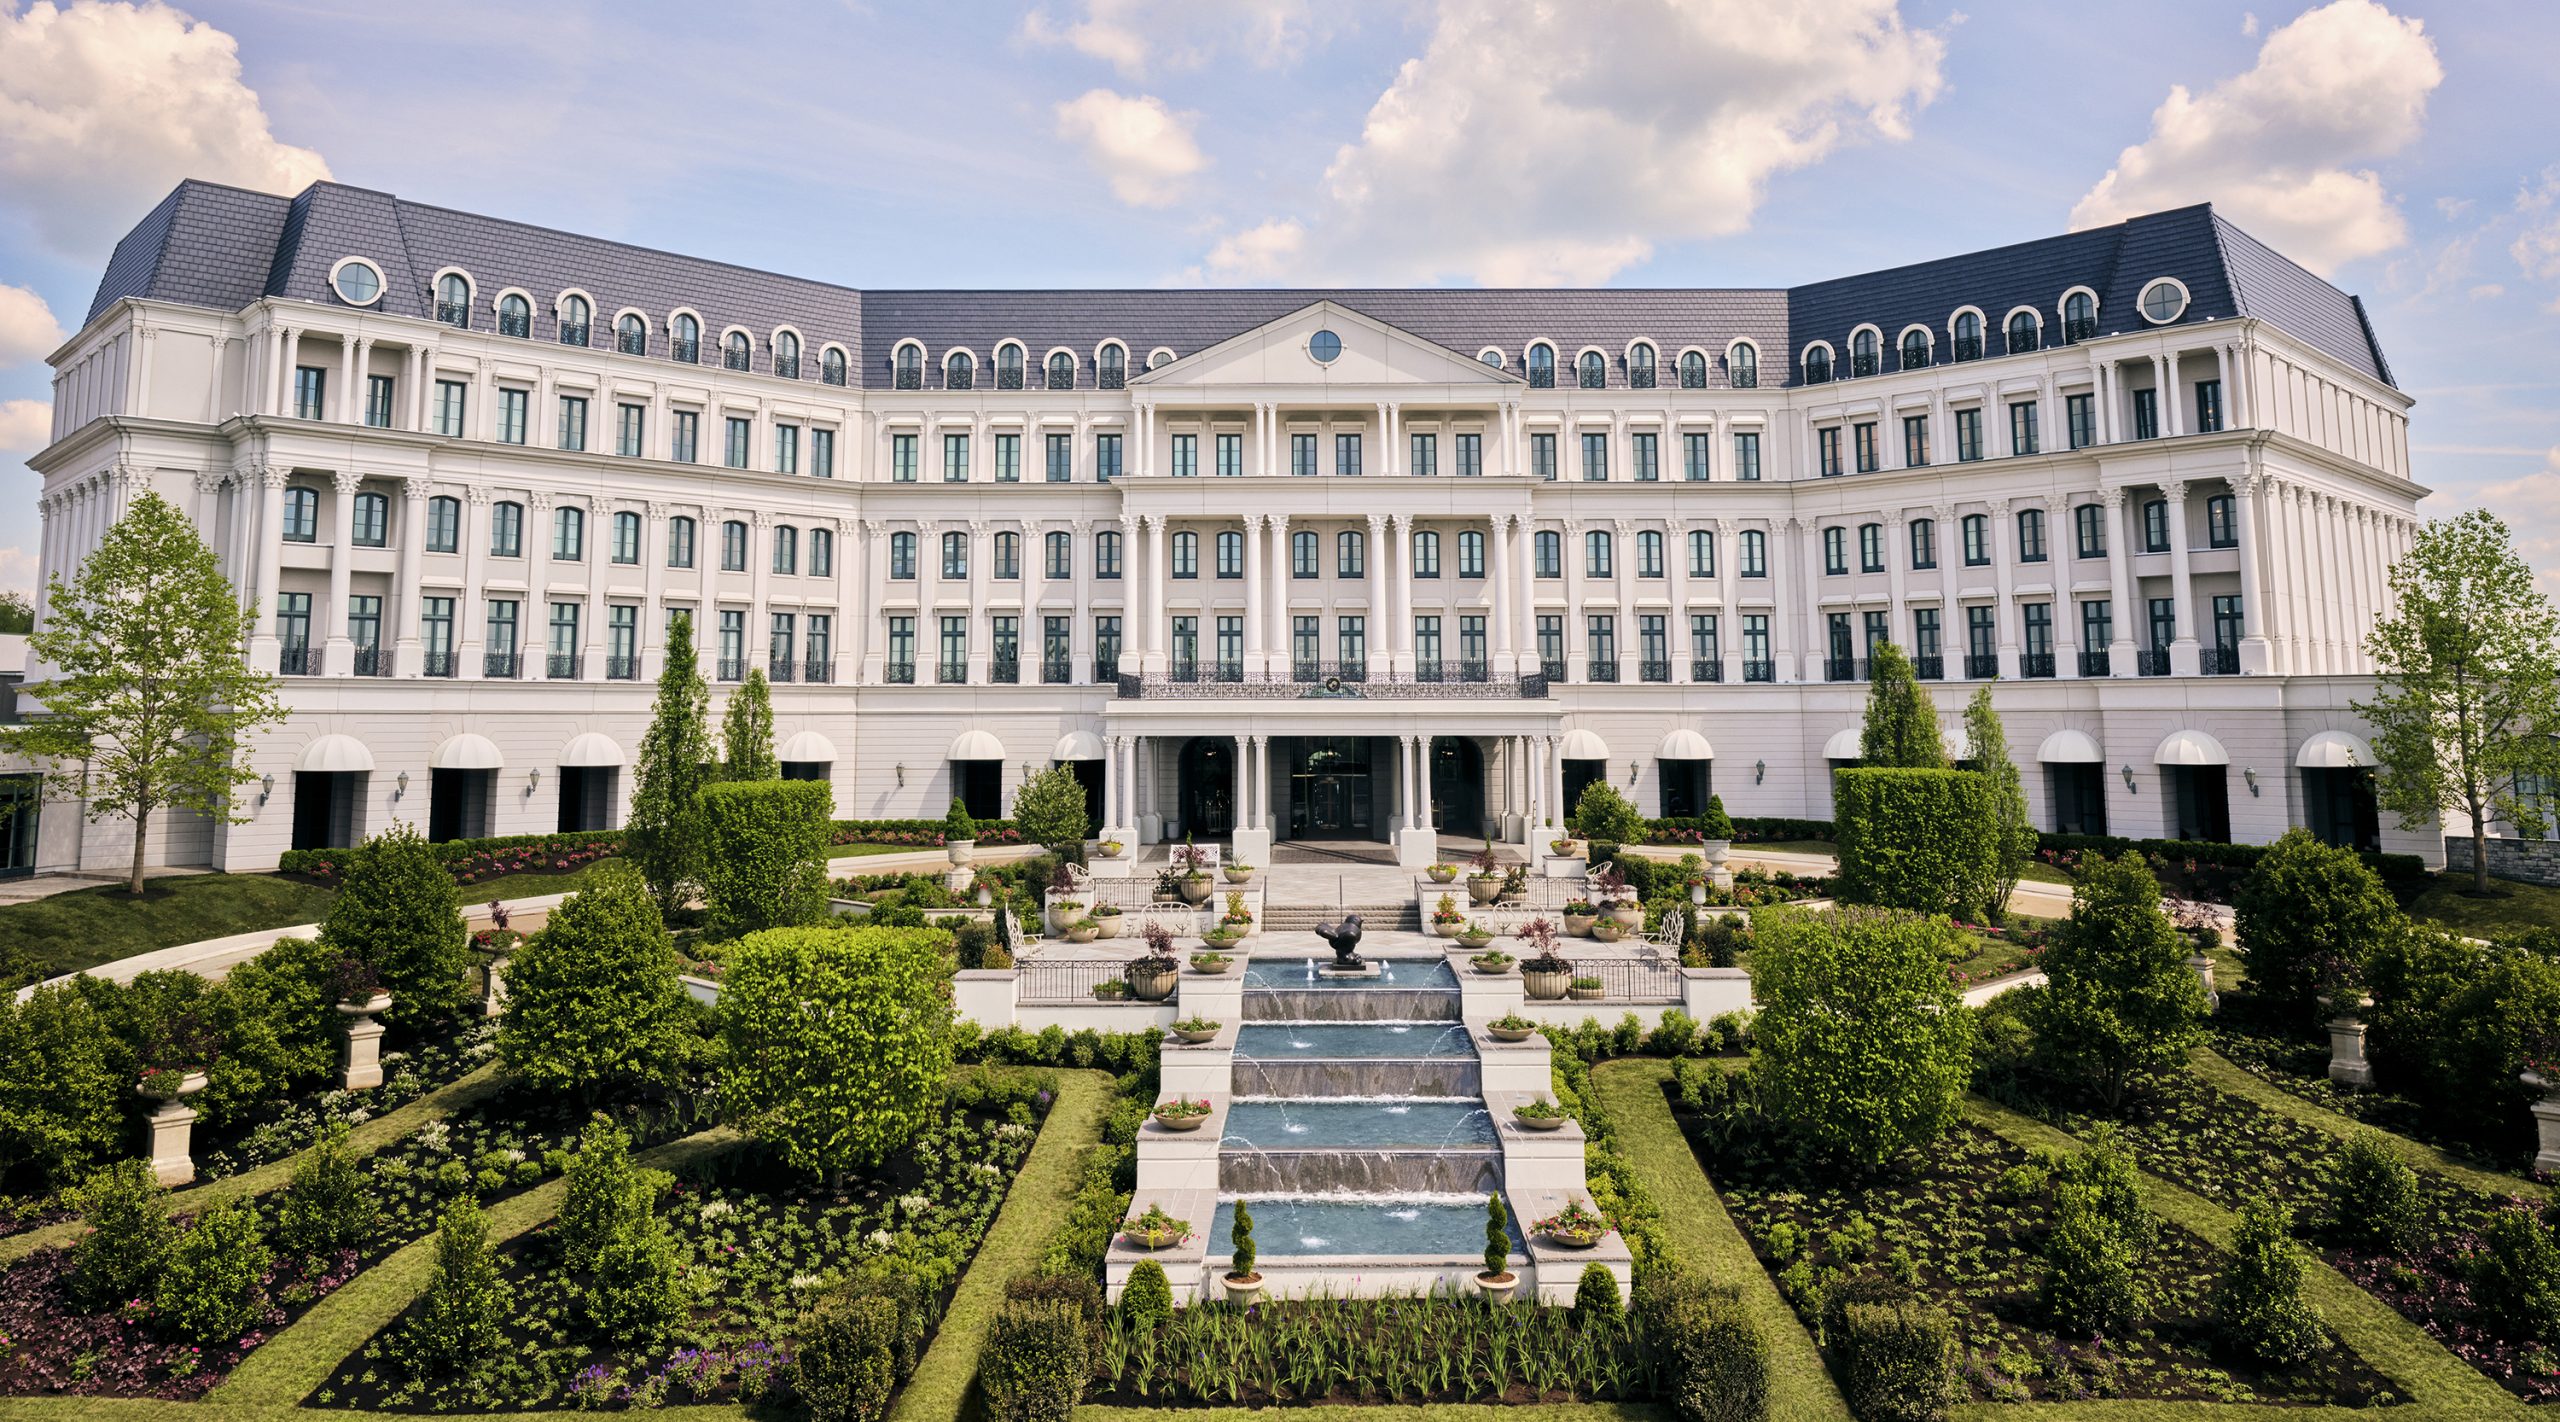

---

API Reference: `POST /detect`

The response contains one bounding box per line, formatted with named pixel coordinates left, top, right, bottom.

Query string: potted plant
left=1176, top=841, right=1214, bottom=904
left=972, top=869, right=1000, bottom=909
left=1590, top=863, right=1642, bottom=928
left=1486, top=1012, right=1540, bottom=1043
left=1120, top=1203, right=1192, bottom=1251
left=1569, top=974, right=1606, bottom=1002
left=1189, top=951, right=1233, bottom=975
left=1091, top=979, right=1131, bottom=1001
left=135, top=1064, right=209, bottom=1102
left=1518, top=920, right=1572, bottom=1001
left=1534, top=1198, right=1612, bottom=1250
left=327, top=958, right=390, bottom=1017
left=1550, top=835, right=1584, bottom=859
left=1430, top=893, right=1467, bottom=938
left=1221, top=891, right=1254, bottom=932
left=1561, top=899, right=1598, bottom=937
left=1699, top=794, right=1735, bottom=872
left=1045, top=897, right=1085, bottom=935
left=1170, top=1016, right=1222, bottom=1045
left=1098, top=838, right=1126, bottom=858
left=1469, top=947, right=1515, bottom=975
left=1223, top=861, right=1257, bottom=885
left=943, top=797, right=977, bottom=867
left=1153, top=867, right=1186, bottom=904
left=1091, top=903, right=1126, bottom=938
left=1455, top=921, right=1497, bottom=951
left=1128, top=925, right=1181, bottom=1001
left=1499, top=866, right=1529, bottom=903
left=1224, top=1199, right=1264, bottom=1306
left=1065, top=917, right=1101, bottom=944
left=1152, top=1097, right=1214, bottom=1133
left=1590, top=918, right=1625, bottom=944
left=1513, top=1098, right=1570, bottom=1132
left=1427, top=862, right=1459, bottom=884
left=1478, top=1193, right=1517, bottom=1302
left=1201, top=925, right=1243, bottom=951
left=1466, top=849, right=1504, bottom=904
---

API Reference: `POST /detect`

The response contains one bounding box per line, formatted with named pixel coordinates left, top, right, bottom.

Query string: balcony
left=1042, top=658, right=1072, bottom=685
left=672, top=339, right=700, bottom=364
left=1098, top=368, right=1125, bottom=391
left=1691, top=659, right=1723, bottom=683
left=2021, top=652, right=2057, bottom=679
left=2009, top=329, right=2039, bottom=354
left=804, top=660, right=835, bottom=685
left=1823, top=657, right=1863, bottom=683
left=2137, top=649, right=2171, bottom=677
left=350, top=645, right=387, bottom=677
left=990, top=657, right=1020, bottom=685
left=423, top=651, right=458, bottom=679
left=946, top=368, right=974, bottom=391
left=607, top=656, right=639, bottom=681
left=499, top=312, right=530, bottom=339
left=1124, top=662, right=1547, bottom=700
left=1093, top=656, right=1120, bottom=683
left=436, top=301, right=469, bottom=328
left=547, top=653, right=582, bottom=679
left=997, top=367, right=1024, bottom=391
left=278, top=645, right=317, bottom=676
left=1851, top=353, right=1878, bottom=378
left=484, top=651, right=520, bottom=679
left=1743, top=659, right=1776, bottom=683
left=774, top=356, right=800, bottom=380
left=723, top=347, right=752, bottom=373
left=885, top=660, right=916, bottom=685
left=1587, top=658, right=1620, bottom=683
left=1964, top=653, right=2000, bottom=679
left=1413, top=661, right=1490, bottom=685
left=559, top=323, right=589, bottom=348
left=2201, top=645, right=2241, bottom=676
left=768, top=659, right=796, bottom=684
left=1629, top=368, right=1656, bottom=390
left=938, top=660, right=968, bottom=685
left=1913, top=654, right=1944, bottom=681
left=717, top=658, right=744, bottom=682
left=1953, top=337, right=1982, bottom=362
left=1293, top=660, right=1367, bottom=684
left=1539, top=658, right=1565, bottom=683
left=1528, top=367, right=1555, bottom=390
left=2065, top=317, right=2099, bottom=342
left=2078, top=649, right=2112, bottom=677
left=896, top=367, right=923, bottom=390
left=617, top=330, right=646, bottom=356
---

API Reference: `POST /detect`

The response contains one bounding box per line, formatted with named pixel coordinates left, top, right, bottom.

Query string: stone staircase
left=1261, top=902, right=1422, bottom=933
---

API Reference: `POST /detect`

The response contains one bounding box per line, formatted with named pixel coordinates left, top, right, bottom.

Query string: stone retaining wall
left=2444, top=834, right=2560, bottom=887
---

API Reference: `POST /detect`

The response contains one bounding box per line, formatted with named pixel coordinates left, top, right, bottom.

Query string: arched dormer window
left=1952, top=311, right=1981, bottom=362
left=774, top=330, right=801, bottom=379
left=1850, top=329, right=1878, bottom=377
left=1627, top=343, right=1656, bottom=389
left=497, top=293, right=531, bottom=339
left=670, top=314, right=700, bottom=363
left=1527, top=343, right=1556, bottom=388
left=1679, top=350, right=1707, bottom=389
left=1803, top=344, right=1833, bottom=384
left=1047, top=351, right=1075, bottom=390
left=996, top=343, right=1025, bottom=390
left=945, top=350, right=975, bottom=389
left=2063, top=291, right=2097, bottom=342
left=1577, top=350, right=1607, bottom=388
left=615, top=313, right=646, bottom=355
left=1730, top=342, right=1759, bottom=389
left=557, top=295, right=590, bottom=347
left=822, top=346, right=847, bottom=386
left=894, top=343, right=924, bottom=389
left=2006, top=311, right=2039, bottom=354
left=1899, top=328, right=1929, bottom=371
left=722, top=330, right=752, bottom=372
left=1097, top=343, right=1127, bottom=390
left=434, top=273, right=470, bottom=328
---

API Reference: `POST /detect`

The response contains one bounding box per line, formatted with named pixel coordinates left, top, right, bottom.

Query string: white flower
left=865, top=1229, right=894, bottom=1249
left=997, top=1123, right=1030, bottom=1138
left=344, top=1109, right=373, bottom=1125
left=700, top=1200, right=738, bottom=1220
left=381, top=1050, right=409, bottom=1064
left=501, top=1148, right=526, bottom=1164
left=976, top=1163, right=1001, bottom=1175
left=898, top=1193, right=930, bottom=1215
left=790, top=1272, right=824, bottom=1291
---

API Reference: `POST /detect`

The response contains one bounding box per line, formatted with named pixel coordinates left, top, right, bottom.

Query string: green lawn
left=830, top=841, right=914, bottom=861
left=2401, top=872, right=2560, bottom=940
left=0, top=873, right=336, bottom=983
left=1730, top=838, right=1836, bottom=857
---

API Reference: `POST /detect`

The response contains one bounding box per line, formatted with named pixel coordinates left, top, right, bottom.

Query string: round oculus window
left=1478, top=349, right=1504, bottom=368
left=1309, top=329, right=1342, bottom=363
left=2139, top=279, right=2187, bottom=324
left=332, top=259, right=382, bottom=306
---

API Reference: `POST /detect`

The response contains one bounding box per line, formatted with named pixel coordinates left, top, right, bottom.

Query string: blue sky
left=2, top=0, right=2556, bottom=593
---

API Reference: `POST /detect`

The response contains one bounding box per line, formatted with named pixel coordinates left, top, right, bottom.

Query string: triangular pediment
left=1133, top=300, right=1521, bottom=389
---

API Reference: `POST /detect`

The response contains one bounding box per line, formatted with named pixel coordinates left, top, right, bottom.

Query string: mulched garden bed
left=317, top=1078, right=1052, bottom=1411
left=1671, top=1087, right=2396, bottom=1407
left=2206, top=1009, right=2536, bottom=1178
left=192, top=1016, right=499, bottom=1182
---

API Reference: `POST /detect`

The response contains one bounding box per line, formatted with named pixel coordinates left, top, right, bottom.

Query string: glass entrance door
left=1287, top=737, right=1376, bottom=839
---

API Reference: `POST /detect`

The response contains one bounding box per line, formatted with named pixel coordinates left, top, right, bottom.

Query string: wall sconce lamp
left=1626, top=761, right=1641, bottom=786
left=895, top=763, right=907, bottom=788
left=1753, top=759, right=1766, bottom=785
left=258, top=772, right=275, bottom=803
left=395, top=770, right=409, bottom=799
left=2244, top=767, right=2259, bottom=796
left=2120, top=764, right=2137, bottom=792
left=527, top=767, right=543, bottom=795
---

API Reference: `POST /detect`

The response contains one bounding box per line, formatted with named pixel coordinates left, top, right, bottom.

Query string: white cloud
left=2510, top=169, right=2560, bottom=283
left=1054, top=89, right=1207, bottom=208
left=0, top=1, right=330, bottom=255
left=1206, top=0, right=1947, bottom=286
left=1023, top=0, right=1321, bottom=79
left=2070, top=0, right=2440, bottom=276
left=0, top=398, right=50, bottom=460
left=2475, top=451, right=2560, bottom=600
left=0, top=284, right=66, bottom=366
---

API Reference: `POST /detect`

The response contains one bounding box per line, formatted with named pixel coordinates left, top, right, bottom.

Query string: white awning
left=2296, top=730, right=2375, bottom=769
left=1656, top=728, right=1714, bottom=760
left=1053, top=730, right=1106, bottom=761
left=429, top=733, right=502, bottom=770
left=1558, top=728, right=1610, bottom=761
left=948, top=729, right=1006, bottom=761
left=2154, top=730, right=2230, bottom=767
left=296, top=734, right=374, bottom=773
left=1822, top=727, right=1863, bottom=761
left=778, top=730, right=836, bottom=763
left=2037, top=729, right=2103, bottom=764
left=560, top=732, right=626, bottom=767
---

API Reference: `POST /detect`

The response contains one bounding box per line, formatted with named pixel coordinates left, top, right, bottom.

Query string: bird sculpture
left=1313, top=913, right=1366, bottom=970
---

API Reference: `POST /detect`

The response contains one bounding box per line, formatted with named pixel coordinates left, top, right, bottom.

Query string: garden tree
left=2326, top=1130, right=2422, bottom=1256
left=719, top=926, right=955, bottom=1185
left=497, top=861, right=692, bottom=1099
left=1010, top=763, right=1091, bottom=859
left=558, top=1117, right=653, bottom=1275
left=67, top=1160, right=173, bottom=1309
left=797, top=1291, right=901, bottom=1422
left=0, top=983, right=125, bottom=1190
left=980, top=1297, right=1092, bottom=1422
left=2214, top=1197, right=2324, bottom=1363
left=276, top=1122, right=377, bottom=1261
left=624, top=611, right=714, bottom=908
left=2231, top=829, right=2404, bottom=1015
left=1859, top=642, right=1945, bottom=769
left=217, top=933, right=340, bottom=1089
left=0, top=491, right=286, bottom=894
left=699, top=779, right=835, bottom=938
left=155, top=1200, right=272, bottom=1344
left=719, top=667, right=778, bottom=780
left=1570, top=779, right=1647, bottom=847
left=1749, top=906, right=1974, bottom=1170
left=2362, top=925, right=2560, bottom=1154
left=2041, top=1134, right=2154, bottom=1331
left=318, top=822, right=470, bottom=1024
left=2026, top=853, right=2207, bottom=1111
left=1831, top=768, right=1997, bottom=921
left=408, top=1195, right=508, bottom=1373
left=0, top=587, right=30, bottom=633
left=1964, top=687, right=2035, bottom=915
left=2356, top=509, right=2560, bottom=894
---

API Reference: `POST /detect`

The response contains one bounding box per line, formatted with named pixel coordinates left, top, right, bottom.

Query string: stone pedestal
left=2325, top=1013, right=2374, bottom=1089
left=1230, top=826, right=1272, bottom=869
left=481, top=956, right=511, bottom=1017
left=944, top=864, right=975, bottom=895
left=2525, top=1074, right=2560, bottom=1177
left=342, top=1014, right=388, bottom=1090
left=1392, top=826, right=1438, bottom=870
left=2188, top=955, right=2219, bottom=1013
left=145, top=1103, right=200, bottom=1187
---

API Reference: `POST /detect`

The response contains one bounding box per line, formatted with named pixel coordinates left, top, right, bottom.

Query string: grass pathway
left=1589, top=1058, right=1851, bottom=1421
left=2189, top=1047, right=2546, bottom=1201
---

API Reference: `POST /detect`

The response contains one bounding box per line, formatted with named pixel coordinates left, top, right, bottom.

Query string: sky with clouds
left=0, top=0, right=2555, bottom=596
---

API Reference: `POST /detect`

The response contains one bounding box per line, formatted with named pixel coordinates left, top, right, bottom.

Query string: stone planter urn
left=1476, top=1270, right=1519, bottom=1303
left=1433, top=918, right=1464, bottom=939
left=478, top=953, right=512, bottom=1018
left=1046, top=902, right=1085, bottom=936
left=137, top=1070, right=209, bottom=1187
left=1152, top=1107, right=1210, bottom=1133
left=1563, top=910, right=1598, bottom=937
left=1427, top=864, right=1458, bottom=884
left=1064, top=922, right=1099, bottom=944
left=1569, top=981, right=1606, bottom=1002
left=946, top=838, right=976, bottom=868
left=1514, top=1108, right=1568, bottom=1133
left=1456, top=930, right=1496, bottom=952
left=1590, top=920, right=1625, bottom=944
left=2322, top=991, right=2375, bottom=1089
left=1178, top=875, right=1214, bottom=905
left=1223, top=1272, right=1266, bottom=1307
left=1127, top=959, right=1181, bottom=1002
left=1487, top=1021, right=1537, bottom=1043
left=1522, top=966, right=1573, bottom=1001
left=1550, top=838, right=1584, bottom=860
left=1468, top=876, right=1503, bottom=905
left=1223, top=864, right=1256, bottom=885
left=1094, top=912, right=1125, bottom=940
left=1607, top=902, right=1643, bottom=930
left=2522, top=1071, right=2560, bottom=1176
left=337, top=993, right=392, bottom=1090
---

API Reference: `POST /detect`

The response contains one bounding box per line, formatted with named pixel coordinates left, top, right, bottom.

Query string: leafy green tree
left=276, top=1121, right=377, bottom=1261
left=405, top=1195, right=508, bottom=1373
left=699, top=779, right=834, bottom=939
left=1749, top=906, right=1974, bottom=1171
left=1963, top=688, right=2034, bottom=915
left=0, top=588, right=30, bottom=634
left=2356, top=510, right=2560, bottom=894
left=497, top=861, right=691, bottom=1099
left=1570, top=779, right=1647, bottom=846
left=1010, top=764, right=1090, bottom=859
left=558, top=1117, right=650, bottom=1276
left=2325, top=1130, right=2421, bottom=1255
left=318, top=822, right=469, bottom=1024
left=720, top=668, right=778, bottom=780
left=0, top=983, right=125, bottom=1190
left=155, top=1200, right=272, bottom=1343
left=561, top=1120, right=685, bottom=1345
left=0, top=491, right=285, bottom=893
left=719, top=926, right=955, bottom=1185
left=2215, top=1197, right=2324, bottom=1363
left=2027, top=853, right=2207, bottom=1111
left=1860, top=642, right=1945, bottom=769
left=2232, top=829, right=2404, bottom=1015
left=624, top=611, right=714, bottom=909
left=67, top=1160, right=173, bottom=1309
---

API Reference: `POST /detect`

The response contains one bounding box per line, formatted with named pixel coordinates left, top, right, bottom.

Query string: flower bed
left=2206, top=1011, right=2535, bottom=1178
left=192, top=1019, right=499, bottom=1182
left=1671, top=1091, right=2392, bottom=1406
left=316, top=1073, right=1053, bottom=1412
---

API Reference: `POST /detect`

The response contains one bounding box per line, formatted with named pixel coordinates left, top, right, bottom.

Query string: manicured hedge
left=1833, top=768, right=1997, bottom=920
left=1646, top=816, right=1838, bottom=845
left=282, top=818, right=1024, bottom=886
left=2037, top=832, right=2425, bottom=887
left=700, top=780, right=836, bottom=937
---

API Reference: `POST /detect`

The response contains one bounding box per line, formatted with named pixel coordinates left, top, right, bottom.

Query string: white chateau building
left=7, top=181, right=2432, bottom=876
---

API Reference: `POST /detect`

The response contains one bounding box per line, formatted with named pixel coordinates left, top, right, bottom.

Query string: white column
left=1614, top=518, right=1637, bottom=682
left=525, top=494, right=556, bottom=678
left=324, top=470, right=359, bottom=674
left=835, top=515, right=862, bottom=684
left=1267, top=514, right=1290, bottom=674
left=338, top=336, right=361, bottom=425
left=1516, top=516, right=1538, bottom=670
left=2235, top=474, right=2271, bottom=673
left=1242, top=513, right=1265, bottom=677
left=1716, top=517, right=1741, bottom=683
left=406, top=346, right=428, bottom=430
left=2315, top=492, right=2345, bottom=675
left=1989, top=500, right=2018, bottom=678
left=1144, top=513, right=1168, bottom=672
left=274, top=325, right=298, bottom=416
left=1390, top=513, right=1415, bottom=675
left=1796, top=518, right=1824, bottom=681
left=1364, top=513, right=1388, bottom=676
left=394, top=479, right=427, bottom=675
left=583, top=500, right=610, bottom=682
left=1490, top=514, right=1516, bottom=674
left=2164, top=482, right=2199, bottom=673
left=457, top=489, right=488, bottom=678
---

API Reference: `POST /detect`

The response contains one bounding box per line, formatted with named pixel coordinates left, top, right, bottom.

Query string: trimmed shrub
left=319, top=822, right=471, bottom=1024
left=558, top=1118, right=649, bottom=1276
left=1571, top=780, right=1647, bottom=846
left=797, top=1292, right=899, bottom=1422
left=497, top=860, right=692, bottom=1099
left=719, top=926, right=955, bottom=1182
left=1649, top=1276, right=1771, bottom=1422
left=2025, top=853, right=2208, bottom=1112
left=1011, top=764, right=1090, bottom=858
left=1573, top=1263, right=1623, bottom=1325
left=2364, top=927, right=2560, bottom=1160
left=2232, top=828, right=2404, bottom=1014
left=1118, top=1258, right=1173, bottom=1326
left=720, top=668, right=779, bottom=780
left=276, top=1121, right=378, bottom=1260
left=980, top=1298, right=1091, bottom=1422
left=2472, top=1207, right=2560, bottom=1341
left=219, top=933, right=341, bottom=1090
left=2041, top=1192, right=2144, bottom=1331
left=1832, top=768, right=1996, bottom=921
left=1833, top=1294, right=1959, bottom=1422
left=699, top=779, right=835, bottom=939
left=155, top=1200, right=272, bottom=1344
left=404, top=1195, right=508, bottom=1372
left=0, top=982, right=125, bottom=1190
left=845, top=1258, right=935, bottom=1379
left=2325, top=1129, right=2422, bottom=1255
left=67, top=1160, right=173, bottom=1310
left=587, top=1208, right=687, bottom=1345
left=2214, top=1196, right=2324, bottom=1363
left=1749, top=906, right=1973, bottom=1171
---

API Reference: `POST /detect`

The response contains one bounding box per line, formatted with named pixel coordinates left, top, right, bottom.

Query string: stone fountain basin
left=1210, top=1195, right=1525, bottom=1259
left=1223, top=1098, right=1495, bottom=1149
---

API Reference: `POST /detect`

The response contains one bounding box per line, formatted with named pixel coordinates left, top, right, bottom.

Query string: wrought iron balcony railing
left=423, top=650, right=458, bottom=678
left=484, top=651, right=520, bottom=679
left=2201, top=645, right=2241, bottom=676
left=1742, top=659, right=1776, bottom=683
left=547, top=653, right=582, bottom=679
left=2078, top=649, right=2112, bottom=677
left=884, top=660, right=915, bottom=685
left=2137, top=649, right=2172, bottom=677
left=278, top=645, right=317, bottom=675
left=716, top=658, right=744, bottom=682
left=606, top=656, right=639, bottom=681
left=803, top=660, right=835, bottom=685
left=1691, top=658, right=1723, bottom=683
left=2020, top=652, right=2057, bottom=679
left=1964, top=653, right=2001, bottom=679
left=1913, top=654, right=1944, bottom=681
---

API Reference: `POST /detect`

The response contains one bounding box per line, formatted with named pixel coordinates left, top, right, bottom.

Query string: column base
left=1231, top=827, right=1273, bottom=866
left=2239, top=637, right=2274, bottom=675
left=342, top=1017, right=388, bottom=1091
left=1093, top=829, right=1141, bottom=876
left=2326, top=1017, right=2374, bottom=1089
left=393, top=638, right=424, bottom=678
left=2170, top=638, right=2201, bottom=677
left=1392, top=827, right=1438, bottom=870
left=1139, top=812, right=1164, bottom=845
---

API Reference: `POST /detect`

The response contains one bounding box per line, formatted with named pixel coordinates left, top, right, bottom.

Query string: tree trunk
left=2473, top=803, right=2491, bottom=896
left=127, top=804, right=150, bottom=895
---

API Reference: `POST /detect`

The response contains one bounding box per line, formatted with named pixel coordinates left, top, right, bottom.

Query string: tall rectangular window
left=489, top=502, right=522, bottom=557
left=890, top=432, right=917, bottom=481
left=1169, top=616, right=1197, bottom=673
left=610, top=605, right=638, bottom=673
left=1536, top=615, right=1563, bottom=675
left=2082, top=599, right=2112, bottom=652
left=1046, top=433, right=1072, bottom=482
left=1095, top=432, right=1121, bottom=482
left=1962, top=514, right=1989, bottom=566
left=993, top=431, right=1019, bottom=482
left=940, top=615, right=969, bottom=680
left=1740, top=530, right=1767, bottom=577
left=1859, top=523, right=1884, bottom=573
left=365, top=374, right=394, bottom=428
left=1639, top=614, right=1667, bottom=679
left=2132, top=387, right=2160, bottom=440
left=1587, top=615, right=1616, bottom=668
left=1734, top=431, right=1761, bottom=481
left=1291, top=432, right=1317, bottom=477
left=1216, top=432, right=1242, bottom=476
left=1413, top=614, right=1440, bottom=667
left=485, top=599, right=518, bottom=660
left=1854, top=421, right=1879, bottom=473
left=1455, top=432, right=1482, bottom=477
left=427, top=497, right=458, bottom=553
left=549, top=602, right=582, bottom=669
left=1954, top=407, right=1982, bottom=463
left=1690, top=613, right=1718, bottom=664
left=1819, top=426, right=1844, bottom=477
left=1339, top=616, right=1366, bottom=669
left=294, top=366, right=326, bottom=420
left=1530, top=431, right=1556, bottom=481
left=812, top=427, right=834, bottom=478
left=1912, top=608, right=1940, bottom=660
left=2011, top=400, right=2041, bottom=455
left=1293, top=615, right=1319, bottom=668
left=719, top=610, right=746, bottom=675
left=2207, top=493, right=2237, bottom=548
left=1900, top=415, right=1928, bottom=468
left=1967, top=605, right=1997, bottom=662
left=725, top=416, right=751, bottom=468
left=432, top=379, right=467, bottom=436
left=421, top=596, right=454, bottom=666
left=1408, top=432, right=1436, bottom=476
left=1683, top=431, right=1711, bottom=481
left=348, top=594, right=381, bottom=652
left=1823, top=526, right=1848, bottom=576
left=672, top=410, right=700, bottom=463
left=2076, top=504, right=2106, bottom=557
left=1581, top=430, right=1608, bottom=481
left=2143, top=499, right=2171, bottom=553
left=1631, top=431, right=1659, bottom=481
left=943, top=432, right=969, bottom=482
left=1335, top=432, right=1362, bottom=476
left=2196, top=379, right=2224, bottom=434
left=1094, top=615, right=1120, bottom=674
left=497, top=388, right=528, bottom=444
left=558, top=395, right=588, bottom=453
left=2023, top=602, right=2052, bottom=660
left=2017, top=508, right=2047, bottom=562
left=1910, top=518, right=1937, bottom=569
left=617, top=403, right=645, bottom=458
left=2066, top=392, right=2096, bottom=449
left=774, top=423, right=800, bottom=475
left=1688, top=528, right=1714, bottom=577
left=1170, top=433, right=1198, bottom=477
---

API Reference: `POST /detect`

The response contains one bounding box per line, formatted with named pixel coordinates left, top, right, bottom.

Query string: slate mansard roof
left=88, top=180, right=2394, bottom=392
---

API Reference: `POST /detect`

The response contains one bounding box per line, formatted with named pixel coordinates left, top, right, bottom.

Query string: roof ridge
left=380, top=190, right=870, bottom=299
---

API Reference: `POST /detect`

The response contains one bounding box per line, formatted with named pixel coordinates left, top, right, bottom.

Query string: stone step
left=1263, top=903, right=1422, bottom=932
